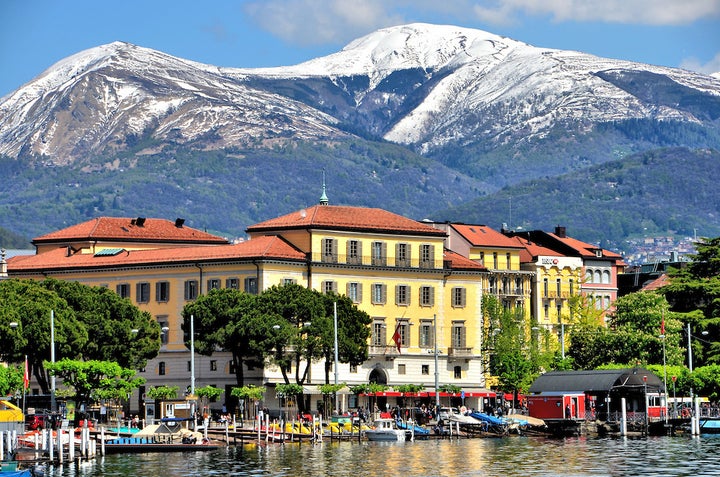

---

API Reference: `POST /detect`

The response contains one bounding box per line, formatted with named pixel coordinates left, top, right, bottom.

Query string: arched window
left=602, top=270, right=611, bottom=284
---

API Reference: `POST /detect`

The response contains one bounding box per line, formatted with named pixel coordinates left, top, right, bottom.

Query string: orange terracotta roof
left=450, top=224, right=522, bottom=249
left=507, top=236, right=562, bottom=263
left=33, top=217, right=228, bottom=245
left=8, top=235, right=304, bottom=273
left=443, top=249, right=487, bottom=271
left=548, top=233, right=623, bottom=260
left=247, top=205, right=446, bottom=237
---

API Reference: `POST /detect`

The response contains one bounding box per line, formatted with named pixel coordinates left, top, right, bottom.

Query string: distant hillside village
left=0, top=194, right=695, bottom=417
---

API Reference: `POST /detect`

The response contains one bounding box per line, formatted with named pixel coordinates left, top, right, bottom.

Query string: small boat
left=103, top=436, right=219, bottom=453
left=364, top=418, right=407, bottom=442
left=699, top=417, right=720, bottom=434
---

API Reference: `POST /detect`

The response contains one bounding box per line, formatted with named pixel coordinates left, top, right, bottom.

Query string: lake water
left=45, top=435, right=720, bottom=477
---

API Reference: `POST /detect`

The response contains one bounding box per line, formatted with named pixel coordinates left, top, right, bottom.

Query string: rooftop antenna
left=320, top=169, right=329, bottom=206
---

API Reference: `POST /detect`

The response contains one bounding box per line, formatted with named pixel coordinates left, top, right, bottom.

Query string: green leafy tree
left=231, top=385, right=266, bottom=420
left=257, top=283, right=326, bottom=385
left=0, top=365, right=23, bottom=397
left=182, top=288, right=271, bottom=386
left=0, top=279, right=87, bottom=394
left=319, top=383, right=345, bottom=417
left=147, top=385, right=179, bottom=400
left=483, top=296, right=535, bottom=402
left=41, top=278, right=160, bottom=369
left=318, top=292, right=371, bottom=384
left=45, top=359, right=145, bottom=420
left=662, top=236, right=720, bottom=365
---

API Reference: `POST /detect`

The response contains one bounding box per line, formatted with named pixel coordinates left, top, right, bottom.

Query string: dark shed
left=529, top=368, right=664, bottom=394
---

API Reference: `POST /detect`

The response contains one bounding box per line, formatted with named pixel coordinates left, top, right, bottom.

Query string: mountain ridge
left=1, top=23, right=719, bottom=248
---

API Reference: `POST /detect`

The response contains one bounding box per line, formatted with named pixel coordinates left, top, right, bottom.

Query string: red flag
left=661, top=313, right=665, bottom=336
left=23, top=356, right=29, bottom=389
left=392, top=323, right=402, bottom=353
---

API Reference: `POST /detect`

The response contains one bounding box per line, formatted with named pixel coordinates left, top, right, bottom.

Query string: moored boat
left=364, top=417, right=407, bottom=442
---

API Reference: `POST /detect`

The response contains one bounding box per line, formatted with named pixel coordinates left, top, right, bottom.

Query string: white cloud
left=244, top=0, right=720, bottom=46
left=680, top=52, right=720, bottom=76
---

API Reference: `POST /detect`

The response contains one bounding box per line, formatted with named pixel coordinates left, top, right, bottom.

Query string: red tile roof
left=450, top=224, right=522, bottom=249
left=443, top=249, right=487, bottom=271
left=548, top=233, right=623, bottom=260
left=33, top=217, right=228, bottom=245
left=642, top=273, right=670, bottom=291
left=507, top=236, right=562, bottom=263
left=8, top=235, right=304, bottom=273
left=247, top=205, right=446, bottom=237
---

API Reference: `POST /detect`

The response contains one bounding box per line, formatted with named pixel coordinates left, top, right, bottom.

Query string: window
left=557, top=303, right=563, bottom=318
left=347, top=240, right=362, bottom=265
left=556, top=278, right=561, bottom=296
left=184, top=280, right=199, bottom=300
left=452, top=287, right=466, bottom=307
left=515, top=277, right=523, bottom=295
left=282, top=278, right=297, bottom=285
left=244, top=277, right=258, bottom=294
left=569, top=279, right=574, bottom=296
left=420, top=286, right=434, bottom=306
left=156, top=281, right=170, bottom=302
left=421, top=365, right=430, bottom=375
left=226, top=278, right=239, bottom=290
left=544, top=302, right=549, bottom=319
left=396, top=243, right=410, bottom=267
left=136, top=282, right=150, bottom=303
left=451, top=323, right=466, bottom=349
left=371, top=241, right=386, bottom=266
left=603, top=270, right=611, bottom=284
left=187, top=361, right=192, bottom=372
left=371, top=284, right=386, bottom=304
left=493, top=252, right=498, bottom=270
left=207, top=279, right=221, bottom=291
left=488, top=277, right=497, bottom=294
left=585, top=270, right=593, bottom=283
left=322, top=238, right=338, bottom=263
left=506, top=253, right=511, bottom=269
left=210, top=360, right=217, bottom=371
left=372, top=320, right=386, bottom=347
left=395, top=285, right=410, bottom=305
left=158, top=362, right=166, bottom=376
left=398, top=364, right=406, bottom=375
left=395, top=321, right=409, bottom=348
left=322, top=280, right=338, bottom=294
left=502, top=277, right=509, bottom=294
left=454, top=366, right=462, bottom=379
left=116, top=283, right=130, bottom=299
left=543, top=278, right=549, bottom=297
left=347, top=282, right=362, bottom=303
left=350, top=364, right=358, bottom=373
left=229, top=361, right=236, bottom=374
left=419, top=321, right=434, bottom=348
left=420, top=244, right=434, bottom=268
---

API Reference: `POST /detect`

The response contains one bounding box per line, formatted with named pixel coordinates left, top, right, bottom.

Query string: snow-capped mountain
left=1, top=23, right=720, bottom=245
left=2, top=23, right=718, bottom=166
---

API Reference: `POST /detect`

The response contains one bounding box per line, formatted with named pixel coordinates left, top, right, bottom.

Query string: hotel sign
left=538, top=256, right=582, bottom=268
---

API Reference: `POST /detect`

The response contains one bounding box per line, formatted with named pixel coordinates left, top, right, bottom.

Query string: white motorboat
left=365, top=418, right=407, bottom=442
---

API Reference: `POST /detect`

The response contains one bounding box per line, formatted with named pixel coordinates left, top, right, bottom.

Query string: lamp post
left=333, top=302, right=339, bottom=412
left=686, top=322, right=708, bottom=435
left=671, top=376, right=677, bottom=419
left=434, top=313, right=439, bottom=410
left=643, top=375, right=648, bottom=435
left=190, top=314, right=195, bottom=397
left=50, top=310, right=56, bottom=412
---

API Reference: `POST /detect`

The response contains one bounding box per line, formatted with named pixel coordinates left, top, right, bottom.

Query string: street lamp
left=50, top=310, right=56, bottom=412
left=686, top=323, right=708, bottom=435
left=333, top=302, right=339, bottom=412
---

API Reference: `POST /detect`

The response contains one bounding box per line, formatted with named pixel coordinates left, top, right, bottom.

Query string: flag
left=392, top=323, right=402, bottom=353
left=660, top=312, right=665, bottom=336
left=23, top=356, right=29, bottom=389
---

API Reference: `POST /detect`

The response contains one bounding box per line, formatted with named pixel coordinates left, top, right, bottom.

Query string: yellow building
left=8, top=204, right=493, bottom=413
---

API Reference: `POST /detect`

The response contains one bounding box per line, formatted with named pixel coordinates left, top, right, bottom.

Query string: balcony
left=447, top=347, right=473, bottom=358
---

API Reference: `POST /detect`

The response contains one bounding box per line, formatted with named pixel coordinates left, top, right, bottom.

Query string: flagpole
left=23, top=355, right=28, bottom=414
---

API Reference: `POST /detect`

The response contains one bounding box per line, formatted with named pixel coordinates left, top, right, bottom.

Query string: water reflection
left=49, top=436, right=720, bottom=477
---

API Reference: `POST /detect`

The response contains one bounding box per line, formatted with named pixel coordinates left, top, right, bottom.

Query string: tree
left=147, top=385, right=179, bottom=400
left=182, top=288, right=271, bottom=387
left=195, top=385, right=223, bottom=417
left=662, top=236, right=720, bottom=365
left=0, top=279, right=87, bottom=394
left=0, top=365, right=23, bottom=398
left=482, top=296, right=535, bottom=404
left=318, top=292, right=371, bottom=384
left=45, top=359, right=145, bottom=422
left=257, top=283, right=326, bottom=386
left=41, top=278, right=161, bottom=369
left=231, top=385, right=266, bottom=420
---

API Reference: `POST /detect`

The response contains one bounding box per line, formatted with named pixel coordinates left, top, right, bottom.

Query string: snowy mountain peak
left=234, top=23, right=525, bottom=82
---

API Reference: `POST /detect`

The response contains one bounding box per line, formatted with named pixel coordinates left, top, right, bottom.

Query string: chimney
left=136, top=217, right=146, bottom=227
left=175, top=218, right=185, bottom=228
left=555, top=226, right=566, bottom=238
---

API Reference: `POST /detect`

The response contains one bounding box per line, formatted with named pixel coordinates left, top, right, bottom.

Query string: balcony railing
left=312, top=252, right=441, bottom=269
left=447, top=347, right=473, bottom=357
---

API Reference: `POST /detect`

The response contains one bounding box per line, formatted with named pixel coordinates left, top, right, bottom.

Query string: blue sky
left=1, top=0, right=719, bottom=98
